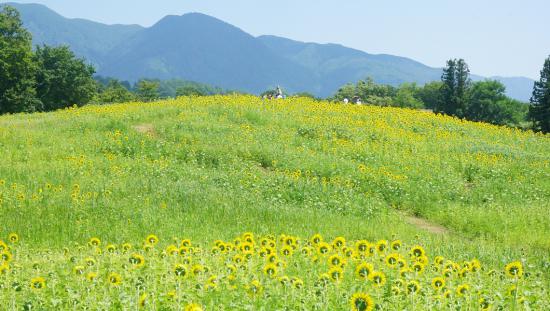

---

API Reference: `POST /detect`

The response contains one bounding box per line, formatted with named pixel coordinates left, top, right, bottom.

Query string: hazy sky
left=4, top=0, right=549, bottom=79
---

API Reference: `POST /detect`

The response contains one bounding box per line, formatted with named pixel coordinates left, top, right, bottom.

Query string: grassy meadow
left=0, top=95, right=549, bottom=309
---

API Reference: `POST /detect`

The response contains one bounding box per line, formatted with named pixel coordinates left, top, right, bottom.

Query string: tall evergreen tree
left=0, top=6, right=41, bottom=113
left=455, top=59, right=471, bottom=117
left=439, top=59, right=456, bottom=114
left=529, top=56, right=550, bottom=133
left=439, top=59, right=471, bottom=117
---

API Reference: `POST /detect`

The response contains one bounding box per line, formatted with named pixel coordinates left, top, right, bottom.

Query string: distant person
left=343, top=98, right=349, bottom=104
left=276, top=86, right=284, bottom=99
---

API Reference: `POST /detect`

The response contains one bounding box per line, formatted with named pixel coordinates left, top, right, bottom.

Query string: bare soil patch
left=404, top=215, right=448, bottom=235
left=133, top=123, right=157, bottom=137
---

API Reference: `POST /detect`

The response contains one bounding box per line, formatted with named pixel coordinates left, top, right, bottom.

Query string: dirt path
left=133, top=123, right=157, bottom=137
left=404, top=215, right=449, bottom=235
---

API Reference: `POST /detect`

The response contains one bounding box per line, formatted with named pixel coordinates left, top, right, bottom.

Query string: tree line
left=1, top=5, right=549, bottom=133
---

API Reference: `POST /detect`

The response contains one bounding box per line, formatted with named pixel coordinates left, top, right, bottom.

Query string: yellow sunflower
left=30, top=277, right=46, bottom=290
left=145, top=234, right=159, bottom=246
left=431, top=277, right=445, bottom=291
left=129, top=253, right=145, bottom=268
left=184, top=303, right=204, bottom=311
left=456, top=284, right=470, bottom=297
left=504, top=261, right=523, bottom=278
left=107, top=272, right=122, bottom=286
left=263, top=263, right=277, bottom=278
left=8, top=233, right=19, bottom=244
left=355, top=262, right=374, bottom=280
left=328, top=266, right=344, bottom=282
left=370, top=271, right=386, bottom=287
left=350, top=292, right=374, bottom=311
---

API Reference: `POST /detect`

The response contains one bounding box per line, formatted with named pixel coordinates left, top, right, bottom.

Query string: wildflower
left=184, top=303, right=204, bottom=311
left=375, top=240, right=387, bottom=253
left=30, top=277, right=46, bottom=290
left=89, top=237, right=101, bottom=247
left=355, top=262, right=374, bottom=280
left=8, top=233, right=18, bottom=243
left=431, top=277, right=445, bottom=291
left=291, top=277, right=304, bottom=289
left=108, top=272, right=122, bottom=286
left=174, top=264, right=187, bottom=277
left=280, top=245, right=293, bottom=256
left=328, top=254, right=345, bottom=267
left=355, top=240, right=369, bottom=253
left=139, top=293, right=147, bottom=308
left=145, top=234, right=159, bottom=246
left=412, top=262, right=425, bottom=274
left=86, top=272, right=97, bottom=281
left=129, top=253, right=145, bottom=268
left=385, top=253, right=399, bottom=267
left=263, top=263, right=277, bottom=278
left=317, top=242, right=331, bottom=255
left=332, top=236, right=346, bottom=249
left=350, top=292, right=374, bottom=311
left=504, top=261, right=523, bottom=278
left=410, top=245, right=425, bottom=258
left=247, top=280, right=263, bottom=296
left=310, top=233, right=323, bottom=245
left=407, top=280, right=421, bottom=294
left=106, top=244, right=117, bottom=253
left=456, top=284, right=470, bottom=297
left=73, top=265, right=85, bottom=276
left=328, top=266, right=344, bottom=282
left=370, top=271, right=386, bottom=287
left=390, top=240, right=402, bottom=250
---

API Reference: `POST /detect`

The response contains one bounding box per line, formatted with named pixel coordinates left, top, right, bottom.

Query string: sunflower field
left=0, top=95, right=549, bottom=309
left=1, top=232, right=547, bottom=310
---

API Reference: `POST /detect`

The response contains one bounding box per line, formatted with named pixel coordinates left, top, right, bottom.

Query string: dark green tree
left=176, top=85, right=206, bottom=97
left=439, top=59, right=471, bottom=117
left=417, top=81, right=443, bottom=110
left=529, top=56, right=550, bottom=133
left=0, top=6, right=41, bottom=114
left=455, top=59, right=471, bottom=117
left=34, top=45, right=96, bottom=110
left=93, top=79, right=135, bottom=104
left=393, top=83, right=424, bottom=109
left=467, top=80, right=526, bottom=126
left=135, top=80, right=160, bottom=102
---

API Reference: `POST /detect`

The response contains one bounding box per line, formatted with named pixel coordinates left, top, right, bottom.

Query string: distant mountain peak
left=6, top=2, right=535, bottom=101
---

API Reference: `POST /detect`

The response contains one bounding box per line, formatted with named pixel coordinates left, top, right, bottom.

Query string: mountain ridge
left=2, top=2, right=535, bottom=101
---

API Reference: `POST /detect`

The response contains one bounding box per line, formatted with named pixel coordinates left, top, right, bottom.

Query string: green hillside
left=1, top=96, right=549, bottom=309
left=1, top=96, right=549, bottom=251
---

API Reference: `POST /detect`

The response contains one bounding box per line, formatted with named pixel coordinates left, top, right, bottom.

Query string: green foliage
left=92, top=79, right=135, bottom=104
left=135, top=79, right=160, bottom=102
left=175, top=85, right=206, bottom=97
left=0, top=6, right=41, bottom=114
left=529, top=56, right=550, bottom=133
left=440, top=59, right=471, bottom=117
left=34, top=45, right=96, bottom=110
left=393, top=83, right=424, bottom=109
left=417, top=81, right=443, bottom=110
left=467, top=80, right=527, bottom=126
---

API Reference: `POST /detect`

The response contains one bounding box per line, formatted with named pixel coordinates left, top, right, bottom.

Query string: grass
left=0, top=95, right=548, bottom=309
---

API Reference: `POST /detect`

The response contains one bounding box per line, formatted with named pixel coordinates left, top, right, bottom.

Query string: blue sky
left=4, top=0, right=549, bottom=79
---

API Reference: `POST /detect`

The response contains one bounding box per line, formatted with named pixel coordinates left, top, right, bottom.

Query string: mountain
left=100, top=13, right=314, bottom=93
left=258, top=35, right=443, bottom=97
left=3, top=2, right=535, bottom=100
left=6, top=3, right=142, bottom=71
